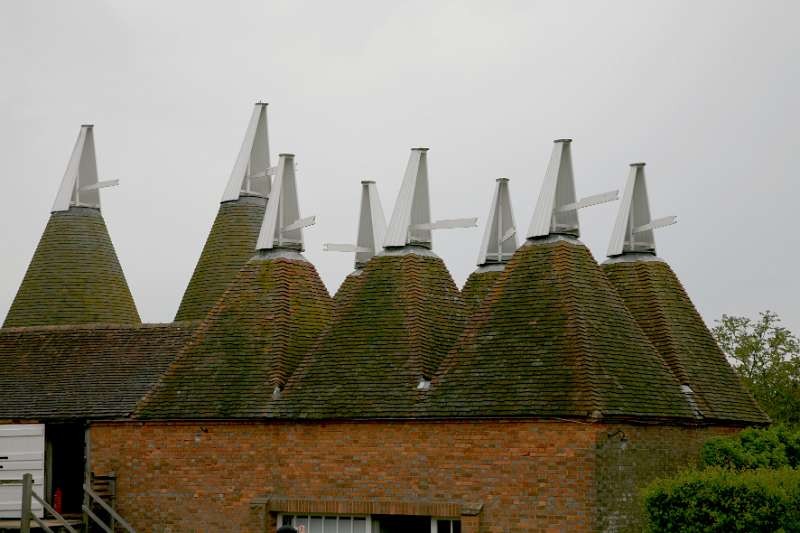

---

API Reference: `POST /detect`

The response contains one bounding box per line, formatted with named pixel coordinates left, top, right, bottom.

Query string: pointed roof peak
left=607, top=163, right=677, bottom=258
left=527, top=139, right=618, bottom=239
left=222, top=103, right=271, bottom=202
left=52, top=125, right=119, bottom=212
left=384, top=148, right=476, bottom=249
left=476, top=177, right=517, bottom=266
left=324, top=180, right=387, bottom=269
left=256, top=153, right=315, bottom=252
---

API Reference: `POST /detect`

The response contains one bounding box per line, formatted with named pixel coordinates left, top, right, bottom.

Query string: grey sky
left=1, top=0, right=798, bottom=334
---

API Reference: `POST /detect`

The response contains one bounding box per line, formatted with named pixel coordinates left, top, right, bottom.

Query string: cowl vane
left=222, top=102, right=271, bottom=202
left=384, top=148, right=476, bottom=249
left=607, top=163, right=676, bottom=257
left=256, top=153, right=315, bottom=251
left=527, top=139, right=618, bottom=239
left=52, top=125, right=118, bottom=212
left=324, top=180, right=387, bottom=268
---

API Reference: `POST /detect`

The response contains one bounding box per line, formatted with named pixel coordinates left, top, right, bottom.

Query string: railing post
left=83, top=471, right=91, bottom=533
left=21, top=473, right=33, bottom=533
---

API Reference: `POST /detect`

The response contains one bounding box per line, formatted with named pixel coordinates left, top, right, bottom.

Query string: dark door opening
left=372, top=515, right=430, bottom=533
left=45, top=424, right=85, bottom=514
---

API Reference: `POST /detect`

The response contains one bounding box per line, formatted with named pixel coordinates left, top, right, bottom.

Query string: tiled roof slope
left=602, top=259, right=769, bottom=423
left=0, top=322, right=197, bottom=419
left=175, top=195, right=267, bottom=321
left=461, top=269, right=502, bottom=314
left=3, top=207, right=140, bottom=328
left=276, top=250, right=467, bottom=419
left=426, top=239, right=695, bottom=420
left=332, top=271, right=365, bottom=305
left=137, top=253, right=333, bottom=419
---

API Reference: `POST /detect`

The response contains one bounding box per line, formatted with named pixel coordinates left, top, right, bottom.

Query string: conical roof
left=276, top=148, right=469, bottom=418
left=428, top=238, right=693, bottom=419
left=426, top=141, right=692, bottom=421
left=137, top=252, right=332, bottom=418
left=175, top=104, right=271, bottom=321
left=602, top=163, right=767, bottom=423
left=139, top=148, right=328, bottom=419
left=4, top=126, right=138, bottom=328
left=602, top=258, right=768, bottom=423
left=4, top=207, right=140, bottom=327
left=276, top=250, right=466, bottom=418
left=175, top=195, right=266, bottom=320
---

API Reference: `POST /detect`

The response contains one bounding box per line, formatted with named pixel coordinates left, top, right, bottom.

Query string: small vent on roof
left=680, top=384, right=703, bottom=418
left=417, top=378, right=431, bottom=391
left=272, top=385, right=282, bottom=400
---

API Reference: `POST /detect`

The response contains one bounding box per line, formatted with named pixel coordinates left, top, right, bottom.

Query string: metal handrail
left=83, top=483, right=137, bottom=533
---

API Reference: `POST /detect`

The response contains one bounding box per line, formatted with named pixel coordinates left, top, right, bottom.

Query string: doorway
left=45, top=424, right=86, bottom=514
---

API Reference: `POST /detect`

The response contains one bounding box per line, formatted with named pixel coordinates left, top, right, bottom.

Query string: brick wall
left=594, top=424, right=738, bottom=533
left=89, top=420, right=735, bottom=533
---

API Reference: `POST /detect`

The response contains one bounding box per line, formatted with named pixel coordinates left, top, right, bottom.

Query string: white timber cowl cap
left=52, top=125, right=119, bottom=212
left=527, top=139, right=618, bottom=240
left=222, top=102, right=271, bottom=202
left=324, top=180, right=387, bottom=269
left=383, top=147, right=476, bottom=250
left=607, top=163, right=677, bottom=257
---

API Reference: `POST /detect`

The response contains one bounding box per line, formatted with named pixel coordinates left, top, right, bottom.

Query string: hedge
left=701, top=426, right=800, bottom=470
left=643, top=467, right=800, bottom=532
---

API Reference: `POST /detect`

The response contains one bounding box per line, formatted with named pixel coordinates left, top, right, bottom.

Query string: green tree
left=712, top=311, right=800, bottom=424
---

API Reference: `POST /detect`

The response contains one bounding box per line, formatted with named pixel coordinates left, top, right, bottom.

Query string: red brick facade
left=89, top=420, right=736, bottom=532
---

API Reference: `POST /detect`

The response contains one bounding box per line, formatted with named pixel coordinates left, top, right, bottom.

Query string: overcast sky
left=1, top=0, right=798, bottom=334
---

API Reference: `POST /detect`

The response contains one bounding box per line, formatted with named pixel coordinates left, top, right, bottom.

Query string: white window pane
left=353, top=517, right=367, bottom=533
left=338, top=517, right=352, bottom=533
left=311, top=516, right=324, bottom=533
left=324, top=516, right=337, bottom=533
left=297, top=516, right=310, bottom=531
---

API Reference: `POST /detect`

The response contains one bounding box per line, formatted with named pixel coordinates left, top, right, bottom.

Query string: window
left=280, top=514, right=370, bottom=533
left=432, top=519, right=461, bottom=533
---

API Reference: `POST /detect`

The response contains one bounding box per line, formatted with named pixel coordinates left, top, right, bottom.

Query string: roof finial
left=527, top=139, right=618, bottom=239
left=222, top=103, right=271, bottom=202
left=607, top=163, right=676, bottom=257
left=52, top=125, right=119, bottom=212
left=476, top=178, right=517, bottom=266
left=324, top=180, right=387, bottom=268
left=256, top=153, right=315, bottom=251
left=384, top=148, right=476, bottom=249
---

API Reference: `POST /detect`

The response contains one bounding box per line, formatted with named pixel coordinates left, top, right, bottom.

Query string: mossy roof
left=602, top=258, right=769, bottom=424
left=0, top=322, right=197, bottom=419
left=275, top=250, right=467, bottom=419
left=136, top=253, right=333, bottom=419
left=175, top=195, right=267, bottom=321
left=461, top=269, right=503, bottom=315
left=3, top=207, right=140, bottom=328
left=425, top=239, right=696, bottom=420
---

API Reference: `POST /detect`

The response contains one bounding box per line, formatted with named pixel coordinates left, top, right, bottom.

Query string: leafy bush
left=700, top=426, right=800, bottom=470
left=643, top=467, right=800, bottom=532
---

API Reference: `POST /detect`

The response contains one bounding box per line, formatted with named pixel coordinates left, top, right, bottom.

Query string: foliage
left=712, top=311, right=800, bottom=424
left=643, top=467, right=800, bottom=532
left=700, top=426, right=800, bottom=470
